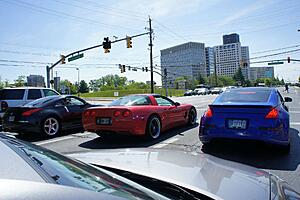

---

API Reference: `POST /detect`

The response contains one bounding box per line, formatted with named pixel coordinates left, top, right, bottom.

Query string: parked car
left=0, top=87, right=59, bottom=120
left=199, top=87, right=292, bottom=152
left=194, top=88, right=209, bottom=95
left=2, top=95, right=99, bottom=137
left=1, top=133, right=299, bottom=200
left=83, top=94, right=197, bottom=140
left=184, top=90, right=193, bottom=96
left=210, top=87, right=223, bottom=94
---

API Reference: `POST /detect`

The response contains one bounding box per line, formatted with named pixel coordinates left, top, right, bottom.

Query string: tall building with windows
left=214, top=33, right=250, bottom=79
left=223, top=33, right=240, bottom=44
left=250, top=67, right=274, bottom=81
left=160, top=42, right=206, bottom=88
left=205, top=47, right=216, bottom=76
left=27, top=75, right=45, bottom=87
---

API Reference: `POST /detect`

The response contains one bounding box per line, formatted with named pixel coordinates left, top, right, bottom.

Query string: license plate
left=96, top=117, right=112, bottom=125
left=227, top=119, right=247, bottom=129
left=9, top=116, right=15, bottom=122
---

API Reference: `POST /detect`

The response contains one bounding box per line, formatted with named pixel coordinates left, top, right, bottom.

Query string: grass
left=80, top=88, right=185, bottom=98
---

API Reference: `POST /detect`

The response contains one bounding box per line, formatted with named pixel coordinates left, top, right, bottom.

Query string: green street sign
left=68, top=53, right=84, bottom=62
left=268, top=61, right=284, bottom=65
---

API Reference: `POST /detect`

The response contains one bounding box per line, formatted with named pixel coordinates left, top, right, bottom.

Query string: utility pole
left=76, top=68, right=80, bottom=97
left=164, top=68, right=168, bottom=96
left=149, top=16, right=154, bottom=93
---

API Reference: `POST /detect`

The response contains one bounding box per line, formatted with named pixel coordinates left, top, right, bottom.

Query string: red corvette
left=83, top=94, right=197, bottom=140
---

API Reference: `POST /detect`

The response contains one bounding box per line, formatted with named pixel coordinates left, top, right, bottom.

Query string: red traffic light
left=287, top=57, right=290, bottom=63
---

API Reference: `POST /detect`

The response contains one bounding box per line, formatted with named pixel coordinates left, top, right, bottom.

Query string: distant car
left=183, top=90, right=193, bottom=96
left=83, top=94, right=197, bottom=140
left=210, top=87, right=222, bottom=94
left=194, top=88, right=209, bottom=95
left=199, top=87, right=292, bottom=152
left=0, top=87, right=59, bottom=120
left=2, top=95, right=98, bottom=137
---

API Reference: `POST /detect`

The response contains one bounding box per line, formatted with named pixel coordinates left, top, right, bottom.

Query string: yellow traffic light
left=126, top=36, right=132, bottom=48
left=60, top=55, right=66, bottom=64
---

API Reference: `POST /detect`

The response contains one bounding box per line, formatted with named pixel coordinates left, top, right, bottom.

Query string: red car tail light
left=113, top=111, right=121, bottom=117
left=265, top=107, right=279, bottom=119
left=22, top=108, right=42, bottom=117
left=1, top=101, right=8, bottom=112
left=204, top=107, right=213, bottom=118
left=84, top=110, right=96, bottom=117
left=122, top=110, right=132, bottom=117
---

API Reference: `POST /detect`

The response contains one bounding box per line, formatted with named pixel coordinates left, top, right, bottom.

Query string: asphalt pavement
left=14, top=87, right=300, bottom=192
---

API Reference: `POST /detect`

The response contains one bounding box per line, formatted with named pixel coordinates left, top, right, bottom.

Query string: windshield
left=4, top=138, right=167, bottom=200
left=110, top=95, right=152, bottom=106
left=218, top=89, right=272, bottom=103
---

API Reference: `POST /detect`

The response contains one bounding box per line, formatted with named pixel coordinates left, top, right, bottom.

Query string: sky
left=0, top=0, right=300, bottom=85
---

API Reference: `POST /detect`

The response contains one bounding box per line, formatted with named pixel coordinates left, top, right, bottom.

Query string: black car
left=2, top=95, right=100, bottom=137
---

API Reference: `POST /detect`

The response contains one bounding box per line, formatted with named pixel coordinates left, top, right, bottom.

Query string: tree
left=197, top=73, right=206, bottom=85
left=233, top=68, right=245, bottom=86
left=14, top=76, right=26, bottom=87
left=298, top=76, right=300, bottom=83
left=281, top=78, right=285, bottom=85
left=60, top=80, right=77, bottom=94
left=79, top=80, right=89, bottom=93
left=264, top=78, right=272, bottom=87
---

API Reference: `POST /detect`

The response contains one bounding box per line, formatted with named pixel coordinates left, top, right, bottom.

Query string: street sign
left=268, top=61, right=284, bottom=65
left=68, top=53, right=84, bottom=62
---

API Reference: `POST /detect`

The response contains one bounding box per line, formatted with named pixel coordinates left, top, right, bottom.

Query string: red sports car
left=83, top=94, right=197, bottom=140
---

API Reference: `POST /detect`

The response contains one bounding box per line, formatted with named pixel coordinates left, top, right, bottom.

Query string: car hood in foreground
left=69, top=148, right=271, bottom=200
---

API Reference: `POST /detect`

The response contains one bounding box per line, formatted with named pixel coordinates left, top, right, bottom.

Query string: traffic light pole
left=46, top=32, right=150, bottom=88
left=149, top=16, right=154, bottom=93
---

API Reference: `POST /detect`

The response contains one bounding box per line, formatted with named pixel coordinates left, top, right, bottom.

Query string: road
left=17, top=87, right=300, bottom=192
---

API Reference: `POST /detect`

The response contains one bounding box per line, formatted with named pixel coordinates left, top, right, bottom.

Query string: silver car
left=1, top=133, right=299, bottom=199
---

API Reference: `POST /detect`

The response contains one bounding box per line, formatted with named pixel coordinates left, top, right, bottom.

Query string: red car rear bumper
left=84, top=117, right=147, bottom=136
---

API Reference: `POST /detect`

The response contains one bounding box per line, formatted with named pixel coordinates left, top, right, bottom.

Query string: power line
left=52, top=0, right=146, bottom=22
left=250, top=48, right=300, bottom=60
left=251, top=44, right=300, bottom=55
left=4, top=0, right=138, bottom=31
left=153, top=19, right=188, bottom=42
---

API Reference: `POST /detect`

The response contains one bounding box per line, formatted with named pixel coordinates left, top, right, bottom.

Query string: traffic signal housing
left=103, top=37, right=111, bottom=53
left=126, top=36, right=132, bottom=48
left=60, top=55, right=66, bottom=64
left=287, top=57, right=290, bottom=63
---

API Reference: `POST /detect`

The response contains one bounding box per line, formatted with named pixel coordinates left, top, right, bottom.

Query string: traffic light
left=287, top=57, right=291, bottom=63
left=103, top=37, right=111, bottom=53
left=122, top=65, right=126, bottom=72
left=126, top=36, right=132, bottom=48
left=60, top=55, right=66, bottom=64
left=164, top=68, right=167, bottom=75
left=142, top=67, right=145, bottom=72
left=145, top=67, right=148, bottom=72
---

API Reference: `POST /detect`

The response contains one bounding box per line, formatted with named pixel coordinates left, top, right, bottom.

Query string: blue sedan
left=199, top=87, right=292, bottom=152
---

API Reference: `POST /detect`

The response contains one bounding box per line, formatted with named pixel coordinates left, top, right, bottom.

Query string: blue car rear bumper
left=199, top=126, right=290, bottom=146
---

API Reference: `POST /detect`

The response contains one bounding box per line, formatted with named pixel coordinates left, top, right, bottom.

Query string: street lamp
left=76, top=68, right=80, bottom=97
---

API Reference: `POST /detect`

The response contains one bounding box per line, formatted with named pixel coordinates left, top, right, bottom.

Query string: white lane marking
left=34, top=132, right=94, bottom=145
left=152, top=137, right=179, bottom=149
left=291, top=122, right=300, bottom=126
left=289, top=111, right=300, bottom=114
left=34, top=136, right=73, bottom=145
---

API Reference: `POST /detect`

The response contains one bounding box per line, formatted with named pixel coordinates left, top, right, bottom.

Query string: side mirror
left=175, top=102, right=180, bottom=106
left=284, top=97, right=292, bottom=102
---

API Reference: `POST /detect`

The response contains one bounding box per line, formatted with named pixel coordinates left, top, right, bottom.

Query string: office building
left=27, top=75, right=45, bottom=87
left=214, top=33, right=250, bottom=79
left=223, top=33, right=240, bottom=44
left=250, top=67, right=274, bottom=81
left=160, top=42, right=206, bottom=88
left=205, top=47, right=216, bottom=76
